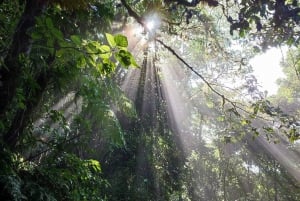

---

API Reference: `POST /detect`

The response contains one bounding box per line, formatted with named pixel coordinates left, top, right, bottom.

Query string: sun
left=146, top=20, right=155, bottom=31
left=144, top=13, right=161, bottom=34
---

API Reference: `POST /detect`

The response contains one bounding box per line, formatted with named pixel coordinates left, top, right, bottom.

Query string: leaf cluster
left=0, top=148, right=107, bottom=201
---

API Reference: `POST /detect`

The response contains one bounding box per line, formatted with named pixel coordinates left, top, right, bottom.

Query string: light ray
left=113, top=17, right=300, bottom=199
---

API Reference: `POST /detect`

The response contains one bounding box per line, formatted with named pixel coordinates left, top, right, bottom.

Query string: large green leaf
left=115, top=50, right=138, bottom=68
left=99, top=45, right=111, bottom=59
left=70, top=35, right=82, bottom=46
left=77, top=56, right=86, bottom=68
left=51, top=27, right=64, bottom=41
left=102, top=58, right=116, bottom=74
left=45, top=17, right=54, bottom=29
left=105, top=33, right=116, bottom=47
left=115, top=50, right=131, bottom=67
left=114, top=34, right=128, bottom=48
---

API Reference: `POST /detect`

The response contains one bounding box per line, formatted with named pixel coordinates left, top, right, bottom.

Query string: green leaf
left=239, top=29, right=246, bottom=37
left=70, top=35, right=81, bottom=46
left=99, top=45, right=110, bottom=53
left=46, top=38, right=55, bottom=54
left=115, top=50, right=138, bottom=67
left=105, top=33, right=116, bottom=47
left=86, top=159, right=101, bottom=172
left=102, top=58, right=116, bottom=74
left=56, top=49, right=64, bottom=58
left=217, top=115, right=225, bottom=122
left=51, top=28, right=64, bottom=41
left=86, top=42, right=97, bottom=53
left=96, top=63, right=103, bottom=72
left=86, top=55, right=96, bottom=67
left=45, top=17, right=54, bottom=29
left=241, top=119, right=250, bottom=126
left=114, top=34, right=128, bottom=48
left=99, top=45, right=111, bottom=59
left=115, top=50, right=131, bottom=67
left=119, top=96, right=136, bottom=118
left=130, top=54, right=139, bottom=67
left=31, top=32, right=42, bottom=40
left=77, top=56, right=86, bottom=68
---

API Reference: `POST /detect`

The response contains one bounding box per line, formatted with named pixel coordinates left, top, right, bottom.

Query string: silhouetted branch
left=120, top=0, right=144, bottom=26
left=155, top=39, right=275, bottom=122
left=156, top=38, right=227, bottom=104
left=120, top=0, right=273, bottom=121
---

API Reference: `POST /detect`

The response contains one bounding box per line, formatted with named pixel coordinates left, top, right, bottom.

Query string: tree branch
left=120, top=0, right=273, bottom=121
left=155, top=38, right=276, bottom=122
left=120, top=0, right=144, bottom=25
left=156, top=38, right=227, bottom=103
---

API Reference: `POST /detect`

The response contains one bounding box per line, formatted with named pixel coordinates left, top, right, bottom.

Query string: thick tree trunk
left=0, top=0, right=48, bottom=148
left=0, top=0, right=44, bottom=114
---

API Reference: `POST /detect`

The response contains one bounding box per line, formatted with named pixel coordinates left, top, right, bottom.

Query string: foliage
left=219, top=0, right=300, bottom=49
left=0, top=147, right=107, bottom=201
left=0, top=1, right=135, bottom=200
left=1, top=0, right=300, bottom=200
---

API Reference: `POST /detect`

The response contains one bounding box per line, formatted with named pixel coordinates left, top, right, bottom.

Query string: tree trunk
left=1, top=0, right=48, bottom=148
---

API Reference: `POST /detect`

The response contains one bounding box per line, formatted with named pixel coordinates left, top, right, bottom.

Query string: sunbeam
left=3, top=1, right=300, bottom=200
left=117, top=17, right=300, bottom=199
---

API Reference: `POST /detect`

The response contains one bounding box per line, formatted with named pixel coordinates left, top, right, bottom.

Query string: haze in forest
left=1, top=1, right=300, bottom=201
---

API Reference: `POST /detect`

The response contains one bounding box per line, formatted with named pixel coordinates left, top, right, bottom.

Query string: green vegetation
left=1, top=0, right=300, bottom=200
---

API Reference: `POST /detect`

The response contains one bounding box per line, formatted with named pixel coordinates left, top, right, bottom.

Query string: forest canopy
left=1, top=0, right=300, bottom=201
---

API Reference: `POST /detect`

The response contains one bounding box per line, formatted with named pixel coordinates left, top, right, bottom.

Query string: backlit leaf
left=77, top=56, right=86, bottom=68
left=102, top=58, right=116, bottom=74
left=105, top=33, right=116, bottom=47
left=115, top=50, right=131, bottom=67
left=114, top=34, right=128, bottom=48
left=115, top=50, right=138, bottom=68
left=99, top=45, right=111, bottom=59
